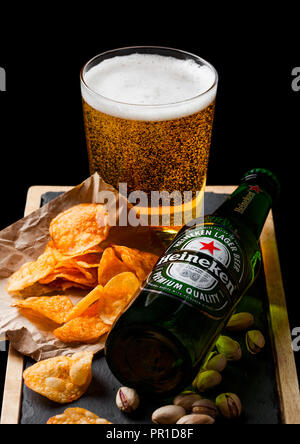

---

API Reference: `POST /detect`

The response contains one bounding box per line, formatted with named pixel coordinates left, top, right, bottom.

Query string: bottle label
left=146, top=223, right=246, bottom=319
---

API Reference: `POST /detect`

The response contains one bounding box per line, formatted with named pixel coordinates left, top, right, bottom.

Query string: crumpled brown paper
left=0, top=173, right=165, bottom=361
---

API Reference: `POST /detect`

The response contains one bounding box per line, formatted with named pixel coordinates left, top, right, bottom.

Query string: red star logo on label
left=200, top=240, right=221, bottom=255
left=249, top=185, right=262, bottom=193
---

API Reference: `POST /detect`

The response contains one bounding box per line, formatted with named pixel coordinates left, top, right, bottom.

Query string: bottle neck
left=214, top=183, right=273, bottom=240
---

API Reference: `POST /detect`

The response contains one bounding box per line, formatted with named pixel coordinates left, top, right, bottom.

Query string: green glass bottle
left=105, top=168, right=280, bottom=397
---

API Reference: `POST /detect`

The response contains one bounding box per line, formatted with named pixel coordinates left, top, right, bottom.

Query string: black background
left=0, top=6, right=299, bottom=386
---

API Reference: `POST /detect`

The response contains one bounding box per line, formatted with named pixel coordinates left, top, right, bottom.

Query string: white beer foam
left=81, top=53, right=217, bottom=121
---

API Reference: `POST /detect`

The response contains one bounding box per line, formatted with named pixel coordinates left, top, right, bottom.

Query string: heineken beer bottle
left=105, top=168, right=280, bottom=397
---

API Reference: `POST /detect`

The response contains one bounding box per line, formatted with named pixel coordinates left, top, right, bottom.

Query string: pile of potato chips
left=7, top=204, right=159, bottom=344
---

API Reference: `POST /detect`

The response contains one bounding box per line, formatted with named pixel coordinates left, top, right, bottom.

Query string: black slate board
left=20, top=192, right=281, bottom=424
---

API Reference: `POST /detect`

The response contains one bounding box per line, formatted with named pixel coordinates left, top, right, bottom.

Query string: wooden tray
left=1, top=185, right=300, bottom=424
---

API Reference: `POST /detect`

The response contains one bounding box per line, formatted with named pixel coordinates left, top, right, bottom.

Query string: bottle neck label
left=146, top=223, right=247, bottom=319
left=233, top=186, right=261, bottom=214
left=216, top=183, right=272, bottom=239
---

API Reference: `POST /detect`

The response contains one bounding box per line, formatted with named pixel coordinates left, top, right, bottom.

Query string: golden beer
left=81, top=47, right=218, bottom=226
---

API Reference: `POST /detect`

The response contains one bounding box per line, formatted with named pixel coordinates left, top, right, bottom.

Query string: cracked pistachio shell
left=216, top=335, right=242, bottom=361
left=192, top=399, right=218, bottom=418
left=116, top=387, right=140, bottom=413
left=216, top=393, right=242, bottom=419
left=173, top=393, right=202, bottom=412
left=246, top=330, right=265, bottom=354
left=192, top=370, right=222, bottom=392
left=226, top=312, right=254, bottom=332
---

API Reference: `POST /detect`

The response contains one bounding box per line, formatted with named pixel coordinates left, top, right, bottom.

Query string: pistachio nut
left=216, top=393, right=242, bottom=419
left=116, top=387, right=140, bottom=413
left=176, top=414, right=215, bottom=424
left=204, top=352, right=227, bottom=372
left=226, top=312, right=254, bottom=332
left=173, top=393, right=202, bottom=412
left=216, top=335, right=242, bottom=361
left=152, top=405, right=186, bottom=424
left=192, top=370, right=222, bottom=392
left=192, top=399, right=218, bottom=418
left=246, top=330, right=265, bottom=354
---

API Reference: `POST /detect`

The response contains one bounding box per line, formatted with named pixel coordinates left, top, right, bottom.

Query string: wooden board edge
left=260, top=212, right=300, bottom=424
left=206, top=185, right=236, bottom=193
left=25, top=185, right=73, bottom=213
left=0, top=345, right=25, bottom=424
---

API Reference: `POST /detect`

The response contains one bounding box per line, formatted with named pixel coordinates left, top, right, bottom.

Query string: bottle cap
left=241, top=168, right=280, bottom=202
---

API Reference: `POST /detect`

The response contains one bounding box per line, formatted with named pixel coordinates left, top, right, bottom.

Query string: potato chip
left=112, top=245, right=158, bottom=281
left=78, top=245, right=104, bottom=255
left=97, top=272, right=141, bottom=325
left=53, top=316, right=110, bottom=344
left=23, top=352, right=93, bottom=403
left=7, top=241, right=101, bottom=296
left=50, top=253, right=101, bottom=276
left=81, top=300, right=101, bottom=318
left=46, top=241, right=101, bottom=262
left=53, top=287, right=109, bottom=344
left=75, top=253, right=102, bottom=268
left=49, top=204, right=110, bottom=256
left=17, top=307, right=62, bottom=331
left=47, top=408, right=112, bottom=424
left=6, top=249, right=56, bottom=294
left=104, top=271, right=141, bottom=300
left=52, top=262, right=92, bottom=278
left=39, top=268, right=98, bottom=288
left=98, top=246, right=158, bottom=286
left=58, top=281, right=91, bottom=292
left=45, top=241, right=103, bottom=264
left=10, top=282, right=57, bottom=298
left=98, top=247, right=131, bottom=285
left=12, top=296, right=74, bottom=324
left=39, top=253, right=100, bottom=291
left=65, top=285, right=104, bottom=322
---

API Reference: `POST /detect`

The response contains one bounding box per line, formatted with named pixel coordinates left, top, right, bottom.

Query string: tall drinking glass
left=80, top=46, right=218, bottom=230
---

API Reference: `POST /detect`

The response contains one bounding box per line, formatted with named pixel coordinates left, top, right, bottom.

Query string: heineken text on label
left=234, top=185, right=262, bottom=214
left=147, top=224, right=245, bottom=319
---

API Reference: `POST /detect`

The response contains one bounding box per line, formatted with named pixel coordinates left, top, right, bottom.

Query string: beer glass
left=80, top=46, right=218, bottom=227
